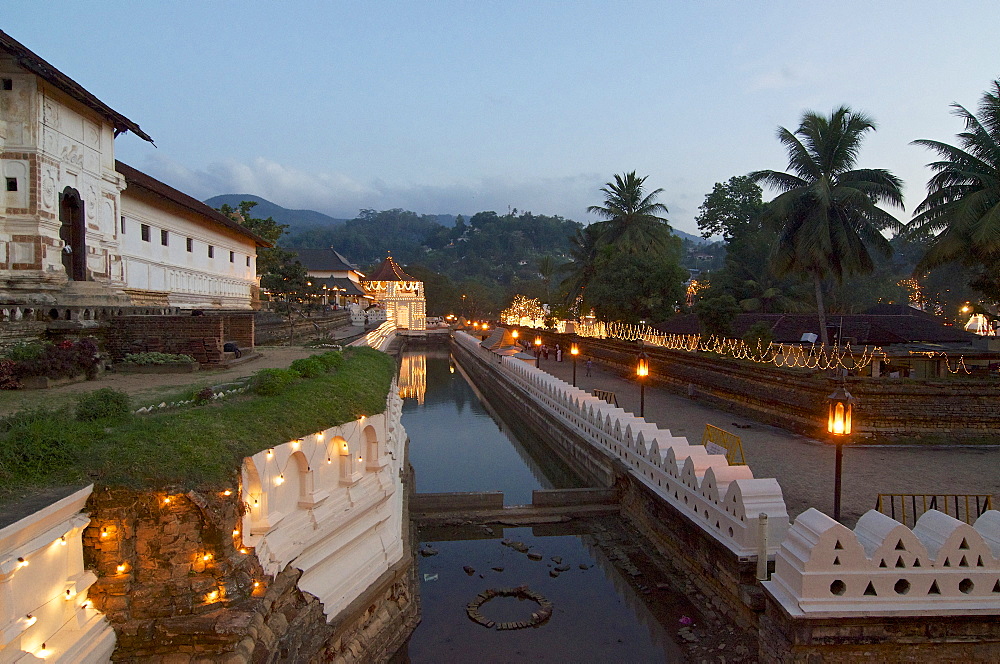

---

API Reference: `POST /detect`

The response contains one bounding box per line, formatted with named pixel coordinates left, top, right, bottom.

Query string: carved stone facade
left=0, top=31, right=265, bottom=311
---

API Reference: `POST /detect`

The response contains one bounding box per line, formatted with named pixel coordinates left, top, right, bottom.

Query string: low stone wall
left=410, top=492, right=504, bottom=513
left=254, top=310, right=352, bottom=345
left=533, top=331, right=1000, bottom=441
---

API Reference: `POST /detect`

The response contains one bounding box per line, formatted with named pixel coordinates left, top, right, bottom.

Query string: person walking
left=556, top=344, right=562, bottom=362
left=585, top=358, right=593, bottom=377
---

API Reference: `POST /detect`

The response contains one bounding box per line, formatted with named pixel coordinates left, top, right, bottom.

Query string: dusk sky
left=6, top=2, right=999, bottom=236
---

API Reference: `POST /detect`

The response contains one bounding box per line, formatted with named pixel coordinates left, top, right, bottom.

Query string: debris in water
left=463, top=566, right=476, bottom=576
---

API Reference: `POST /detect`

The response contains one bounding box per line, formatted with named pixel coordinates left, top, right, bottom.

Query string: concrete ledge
left=411, top=492, right=504, bottom=513
left=531, top=487, right=617, bottom=507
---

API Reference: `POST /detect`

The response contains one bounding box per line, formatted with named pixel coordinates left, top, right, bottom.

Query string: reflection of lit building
left=398, top=353, right=427, bottom=404
left=362, top=254, right=426, bottom=330
left=965, top=313, right=997, bottom=336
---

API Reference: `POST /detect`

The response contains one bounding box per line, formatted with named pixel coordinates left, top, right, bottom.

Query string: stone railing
left=349, top=320, right=397, bottom=352
left=765, top=507, right=1000, bottom=616
left=455, top=332, right=790, bottom=559
left=0, top=486, right=116, bottom=662
left=240, top=383, right=406, bottom=618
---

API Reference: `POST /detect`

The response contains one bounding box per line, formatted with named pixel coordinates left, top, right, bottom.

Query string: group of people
left=519, top=340, right=594, bottom=376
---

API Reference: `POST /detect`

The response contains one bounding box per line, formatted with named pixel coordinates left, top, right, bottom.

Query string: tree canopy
left=750, top=106, right=905, bottom=344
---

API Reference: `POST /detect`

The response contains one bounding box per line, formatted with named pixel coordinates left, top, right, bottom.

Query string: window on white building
left=208, top=245, right=214, bottom=258
left=229, top=251, right=235, bottom=263
left=186, top=238, right=193, bottom=252
left=5, top=177, right=16, bottom=192
left=141, top=224, right=150, bottom=242
left=160, top=229, right=168, bottom=246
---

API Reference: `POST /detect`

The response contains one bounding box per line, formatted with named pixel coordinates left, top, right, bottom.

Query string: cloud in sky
left=141, top=153, right=604, bottom=223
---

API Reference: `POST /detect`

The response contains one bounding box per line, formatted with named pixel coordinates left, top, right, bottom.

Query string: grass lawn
left=0, top=347, right=396, bottom=506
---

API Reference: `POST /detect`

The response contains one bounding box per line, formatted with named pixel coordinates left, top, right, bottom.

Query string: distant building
left=361, top=254, right=426, bottom=331
left=0, top=29, right=267, bottom=312
left=291, top=248, right=368, bottom=307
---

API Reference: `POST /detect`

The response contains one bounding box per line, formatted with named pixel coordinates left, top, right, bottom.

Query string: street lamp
left=534, top=336, right=542, bottom=368
left=570, top=343, right=579, bottom=387
left=636, top=341, right=649, bottom=418
left=827, top=382, right=854, bottom=522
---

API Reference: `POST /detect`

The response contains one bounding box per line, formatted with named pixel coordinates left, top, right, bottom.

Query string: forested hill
left=204, top=195, right=350, bottom=230
left=284, top=208, right=583, bottom=284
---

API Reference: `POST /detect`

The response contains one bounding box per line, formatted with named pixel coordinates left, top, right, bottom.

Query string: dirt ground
left=0, top=345, right=322, bottom=417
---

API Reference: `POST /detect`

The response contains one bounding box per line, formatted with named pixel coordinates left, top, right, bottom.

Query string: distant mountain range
left=202, top=194, right=708, bottom=243
left=203, top=195, right=350, bottom=231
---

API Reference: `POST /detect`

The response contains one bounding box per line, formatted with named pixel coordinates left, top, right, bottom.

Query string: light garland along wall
left=0, top=485, right=116, bottom=663
left=456, top=331, right=1000, bottom=618
left=240, top=382, right=406, bottom=619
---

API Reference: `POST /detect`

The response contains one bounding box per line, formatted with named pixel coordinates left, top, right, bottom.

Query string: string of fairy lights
left=573, top=320, right=973, bottom=374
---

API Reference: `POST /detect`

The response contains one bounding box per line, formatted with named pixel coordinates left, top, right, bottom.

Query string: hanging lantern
left=827, top=384, right=854, bottom=436
left=636, top=350, right=649, bottom=378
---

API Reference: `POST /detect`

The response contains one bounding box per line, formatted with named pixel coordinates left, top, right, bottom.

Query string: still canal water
left=398, top=349, right=688, bottom=662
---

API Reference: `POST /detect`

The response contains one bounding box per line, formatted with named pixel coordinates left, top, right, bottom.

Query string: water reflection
left=398, top=349, right=693, bottom=662
left=402, top=350, right=582, bottom=504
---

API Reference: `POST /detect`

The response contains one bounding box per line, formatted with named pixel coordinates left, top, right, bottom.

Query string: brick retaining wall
left=82, top=486, right=417, bottom=663
left=105, top=314, right=256, bottom=366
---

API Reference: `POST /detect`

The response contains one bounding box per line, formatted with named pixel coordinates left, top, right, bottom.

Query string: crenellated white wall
left=240, top=383, right=406, bottom=620
left=455, top=331, right=790, bottom=558
left=765, top=507, right=1000, bottom=616
left=0, top=486, right=116, bottom=664
left=456, top=331, right=1000, bottom=618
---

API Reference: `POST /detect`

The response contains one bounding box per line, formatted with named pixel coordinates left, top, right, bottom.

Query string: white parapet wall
left=454, top=331, right=790, bottom=559
left=765, top=507, right=1000, bottom=616
left=455, top=332, right=1000, bottom=619
left=0, top=486, right=116, bottom=664
left=240, top=383, right=406, bottom=620
left=348, top=320, right=397, bottom=353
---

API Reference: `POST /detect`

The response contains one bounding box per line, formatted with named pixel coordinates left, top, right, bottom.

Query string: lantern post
left=636, top=341, right=649, bottom=418
left=534, top=336, right=542, bottom=368
left=827, top=382, right=854, bottom=522
left=570, top=343, right=579, bottom=386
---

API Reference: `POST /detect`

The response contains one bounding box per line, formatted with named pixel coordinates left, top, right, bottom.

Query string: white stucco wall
left=119, top=194, right=257, bottom=309
left=0, top=486, right=116, bottom=663
left=241, top=384, right=406, bottom=619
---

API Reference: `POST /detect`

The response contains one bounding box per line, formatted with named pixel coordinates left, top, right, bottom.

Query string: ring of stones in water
left=465, top=585, right=553, bottom=630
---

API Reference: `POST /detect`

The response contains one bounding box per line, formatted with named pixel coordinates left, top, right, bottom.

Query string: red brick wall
left=106, top=316, right=224, bottom=365
left=218, top=313, right=254, bottom=351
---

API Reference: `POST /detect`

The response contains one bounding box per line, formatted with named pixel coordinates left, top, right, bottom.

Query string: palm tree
left=750, top=106, right=904, bottom=345
left=908, top=80, right=1000, bottom=299
left=559, top=225, right=602, bottom=313
left=587, top=172, right=672, bottom=253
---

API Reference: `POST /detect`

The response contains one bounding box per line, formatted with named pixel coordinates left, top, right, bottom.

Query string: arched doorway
left=59, top=187, right=86, bottom=281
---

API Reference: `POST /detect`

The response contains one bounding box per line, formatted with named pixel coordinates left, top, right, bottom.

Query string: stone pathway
left=534, top=354, right=1000, bottom=526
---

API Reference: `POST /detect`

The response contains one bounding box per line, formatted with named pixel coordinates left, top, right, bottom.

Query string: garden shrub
left=290, top=357, right=324, bottom=378
left=195, top=386, right=216, bottom=404
left=4, top=340, right=48, bottom=362
left=122, top=352, right=196, bottom=365
left=315, top=351, right=345, bottom=371
left=251, top=368, right=300, bottom=396
left=742, top=321, right=775, bottom=349
left=0, top=360, right=21, bottom=390
left=10, top=338, right=101, bottom=381
left=76, top=388, right=132, bottom=422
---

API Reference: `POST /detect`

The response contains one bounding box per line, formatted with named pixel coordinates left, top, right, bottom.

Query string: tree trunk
left=813, top=272, right=829, bottom=346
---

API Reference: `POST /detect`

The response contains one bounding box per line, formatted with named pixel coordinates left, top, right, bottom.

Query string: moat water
left=398, top=350, right=689, bottom=662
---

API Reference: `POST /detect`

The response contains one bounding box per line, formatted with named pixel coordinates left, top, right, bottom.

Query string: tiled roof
left=366, top=254, right=417, bottom=281
left=116, top=161, right=271, bottom=247
left=292, top=248, right=360, bottom=273
left=311, top=276, right=367, bottom=297
left=0, top=30, right=153, bottom=143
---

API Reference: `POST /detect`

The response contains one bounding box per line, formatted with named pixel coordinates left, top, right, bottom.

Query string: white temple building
left=361, top=254, right=426, bottom=331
